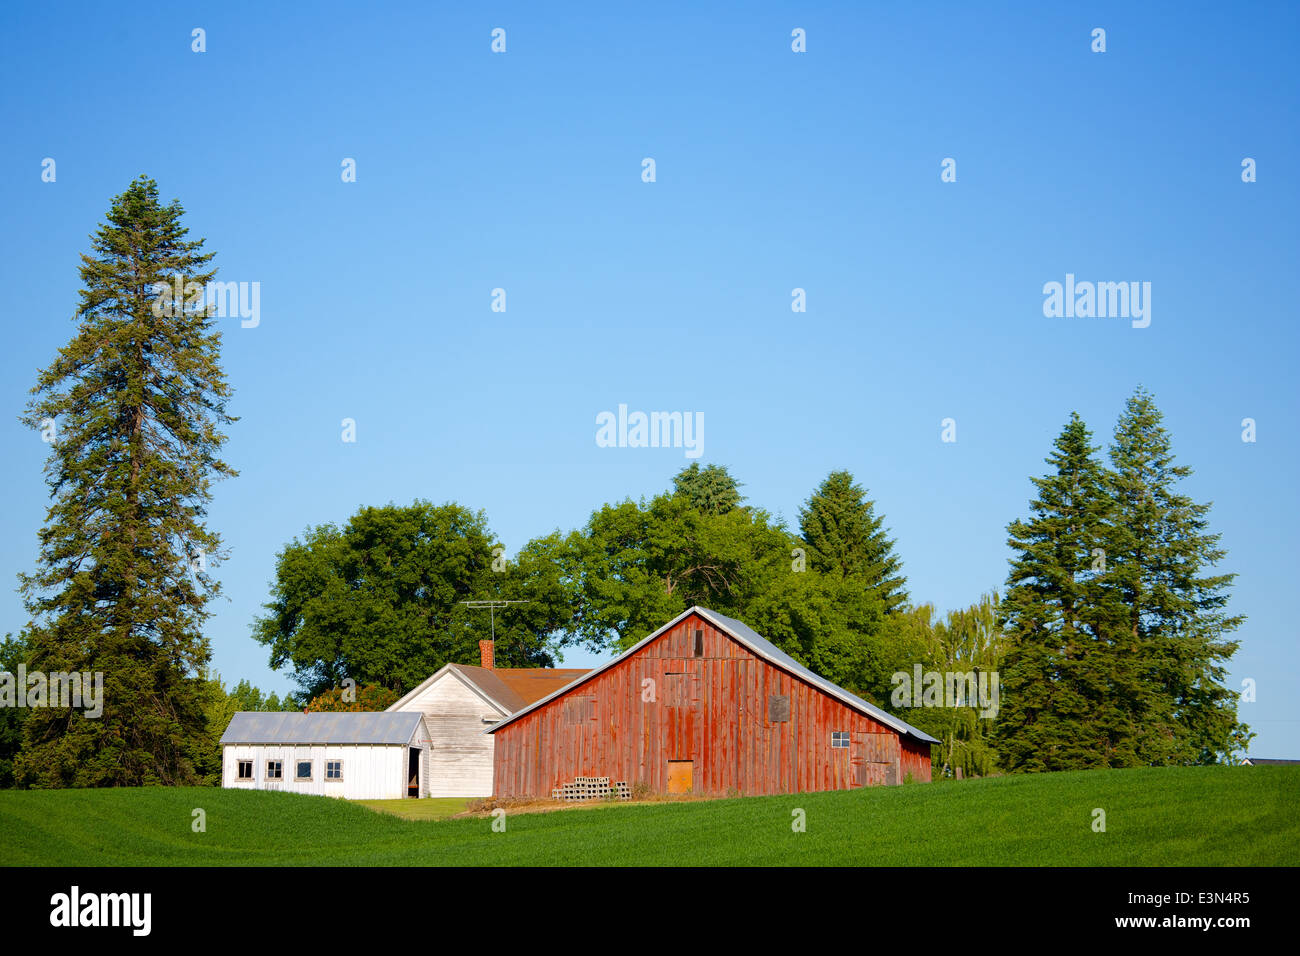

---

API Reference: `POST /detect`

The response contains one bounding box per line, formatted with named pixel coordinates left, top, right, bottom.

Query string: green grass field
left=1, top=766, right=1295, bottom=866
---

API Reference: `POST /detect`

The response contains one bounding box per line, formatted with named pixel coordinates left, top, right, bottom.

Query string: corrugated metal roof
left=220, top=711, right=425, bottom=745
left=486, top=606, right=940, bottom=745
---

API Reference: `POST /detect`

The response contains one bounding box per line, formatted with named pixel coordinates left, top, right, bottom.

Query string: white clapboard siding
left=393, top=672, right=502, bottom=797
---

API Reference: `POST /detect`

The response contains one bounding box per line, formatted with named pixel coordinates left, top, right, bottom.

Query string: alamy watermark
left=596, top=404, right=704, bottom=459
left=150, top=275, right=260, bottom=328
left=1042, top=274, right=1150, bottom=328
left=891, top=665, right=999, bottom=719
left=1, top=666, right=104, bottom=717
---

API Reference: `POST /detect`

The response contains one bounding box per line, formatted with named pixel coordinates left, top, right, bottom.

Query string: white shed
left=220, top=711, right=431, bottom=800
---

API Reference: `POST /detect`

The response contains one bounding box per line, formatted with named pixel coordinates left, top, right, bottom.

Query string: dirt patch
left=455, top=792, right=712, bottom=818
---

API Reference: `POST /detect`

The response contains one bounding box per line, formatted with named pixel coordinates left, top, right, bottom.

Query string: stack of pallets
left=550, top=776, right=631, bottom=801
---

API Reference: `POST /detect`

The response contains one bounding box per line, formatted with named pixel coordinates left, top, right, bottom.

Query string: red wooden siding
left=492, top=612, right=933, bottom=797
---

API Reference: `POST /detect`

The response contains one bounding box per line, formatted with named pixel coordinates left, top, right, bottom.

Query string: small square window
left=237, top=759, right=254, bottom=780
left=326, top=760, right=343, bottom=781
left=266, top=760, right=282, bottom=780
left=295, top=760, right=313, bottom=781
left=831, top=732, right=850, bottom=749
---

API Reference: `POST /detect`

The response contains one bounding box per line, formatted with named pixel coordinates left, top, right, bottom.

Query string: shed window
left=295, top=760, right=313, bottom=781
left=831, top=731, right=850, bottom=749
left=768, top=694, right=790, bottom=722
left=266, top=760, right=282, bottom=780
left=326, top=760, right=343, bottom=781
left=237, top=760, right=253, bottom=780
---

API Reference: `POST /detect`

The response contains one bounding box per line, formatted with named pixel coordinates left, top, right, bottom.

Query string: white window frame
left=325, top=759, right=343, bottom=782
left=831, top=731, right=850, bottom=749
left=294, top=759, right=313, bottom=782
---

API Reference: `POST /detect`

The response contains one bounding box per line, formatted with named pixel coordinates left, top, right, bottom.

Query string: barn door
left=667, top=760, right=693, bottom=794
left=852, top=734, right=898, bottom=788
left=407, top=748, right=420, bottom=798
left=665, top=671, right=699, bottom=761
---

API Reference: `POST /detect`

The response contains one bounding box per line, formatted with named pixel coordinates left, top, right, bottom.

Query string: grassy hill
left=1, top=765, right=1296, bottom=866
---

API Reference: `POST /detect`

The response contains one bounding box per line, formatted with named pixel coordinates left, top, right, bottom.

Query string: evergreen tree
left=1107, top=387, right=1250, bottom=764
left=994, top=415, right=1139, bottom=772
left=671, top=463, right=744, bottom=515
left=798, top=470, right=907, bottom=612
left=0, top=634, right=30, bottom=788
left=17, top=176, right=235, bottom=787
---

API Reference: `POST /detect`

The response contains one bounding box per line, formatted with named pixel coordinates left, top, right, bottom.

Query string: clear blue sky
left=2, top=2, right=1296, bottom=756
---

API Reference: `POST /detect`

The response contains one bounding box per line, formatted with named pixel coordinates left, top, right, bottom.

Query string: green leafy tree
left=254, top=500, right=574, bottom=699
left=227, top=678, right=291, bottom=713
left=304, top=684, right=400, bottom=712
left=798, top=470, right=907, bottom=613
left=887, top=595, right=1006, bottom=779
left=743, top=570, right=893, bottom=695
left=17, top=176, right=235, bottom=787
left=194, top=674, right=295, bottom=785
left=1106, top=388, right=1250, bottom=764
left=564, top=469, right=909, bottom=700
left=994, top=414, right=1139, bottom=772
left=565, top=489, right=792, bottom=650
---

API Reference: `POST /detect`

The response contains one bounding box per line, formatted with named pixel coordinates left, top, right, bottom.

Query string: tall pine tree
left=1106, top=387, right=1249, bottom=764
left=994, top=415, right=1140, bottom=771
left=17, top=176, right=235, bottom=787
left=798, top=470, right=907, bottom=612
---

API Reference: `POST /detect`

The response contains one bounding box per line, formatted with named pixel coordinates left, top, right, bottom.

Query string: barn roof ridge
left=220, top=710, right=427, bottom=746
left=485, top=606, right=940, bottom=745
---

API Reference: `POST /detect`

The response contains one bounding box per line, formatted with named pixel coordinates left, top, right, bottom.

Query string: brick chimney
left=479, top=639, right=494, bottom=670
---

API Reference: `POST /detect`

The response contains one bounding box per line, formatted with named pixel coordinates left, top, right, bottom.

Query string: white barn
left=221, top=711, right=431, bottom=800
left=387, top=640, right=586, bottom=798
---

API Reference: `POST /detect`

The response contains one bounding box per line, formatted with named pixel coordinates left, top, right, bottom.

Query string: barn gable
left=386, top=661, right=590, bottom=798
left=488, top=607, right=937, bottom=798
left=488, top=606, right=938, bottom=745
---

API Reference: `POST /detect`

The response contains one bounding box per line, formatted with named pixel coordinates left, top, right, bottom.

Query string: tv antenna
left=459, top=599, right=531, bottom=643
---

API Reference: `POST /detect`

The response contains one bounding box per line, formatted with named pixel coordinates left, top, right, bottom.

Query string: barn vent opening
left=768, top=694, right=790, bottom=722
left=694, top=629, right=704, bottom=657
left=563, top=696, right=596, bottom=724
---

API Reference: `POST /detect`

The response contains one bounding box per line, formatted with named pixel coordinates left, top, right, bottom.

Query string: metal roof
left=485, top=606, right=940, bottom=745
left=220, top=710, right=426, bottom=746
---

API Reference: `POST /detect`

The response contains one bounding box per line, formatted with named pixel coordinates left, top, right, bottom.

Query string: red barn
left=488, top=607, right=936, bottom=798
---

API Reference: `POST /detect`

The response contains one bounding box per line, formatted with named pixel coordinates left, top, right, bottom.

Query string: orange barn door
left=667, top=760, right=693, bottom=794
